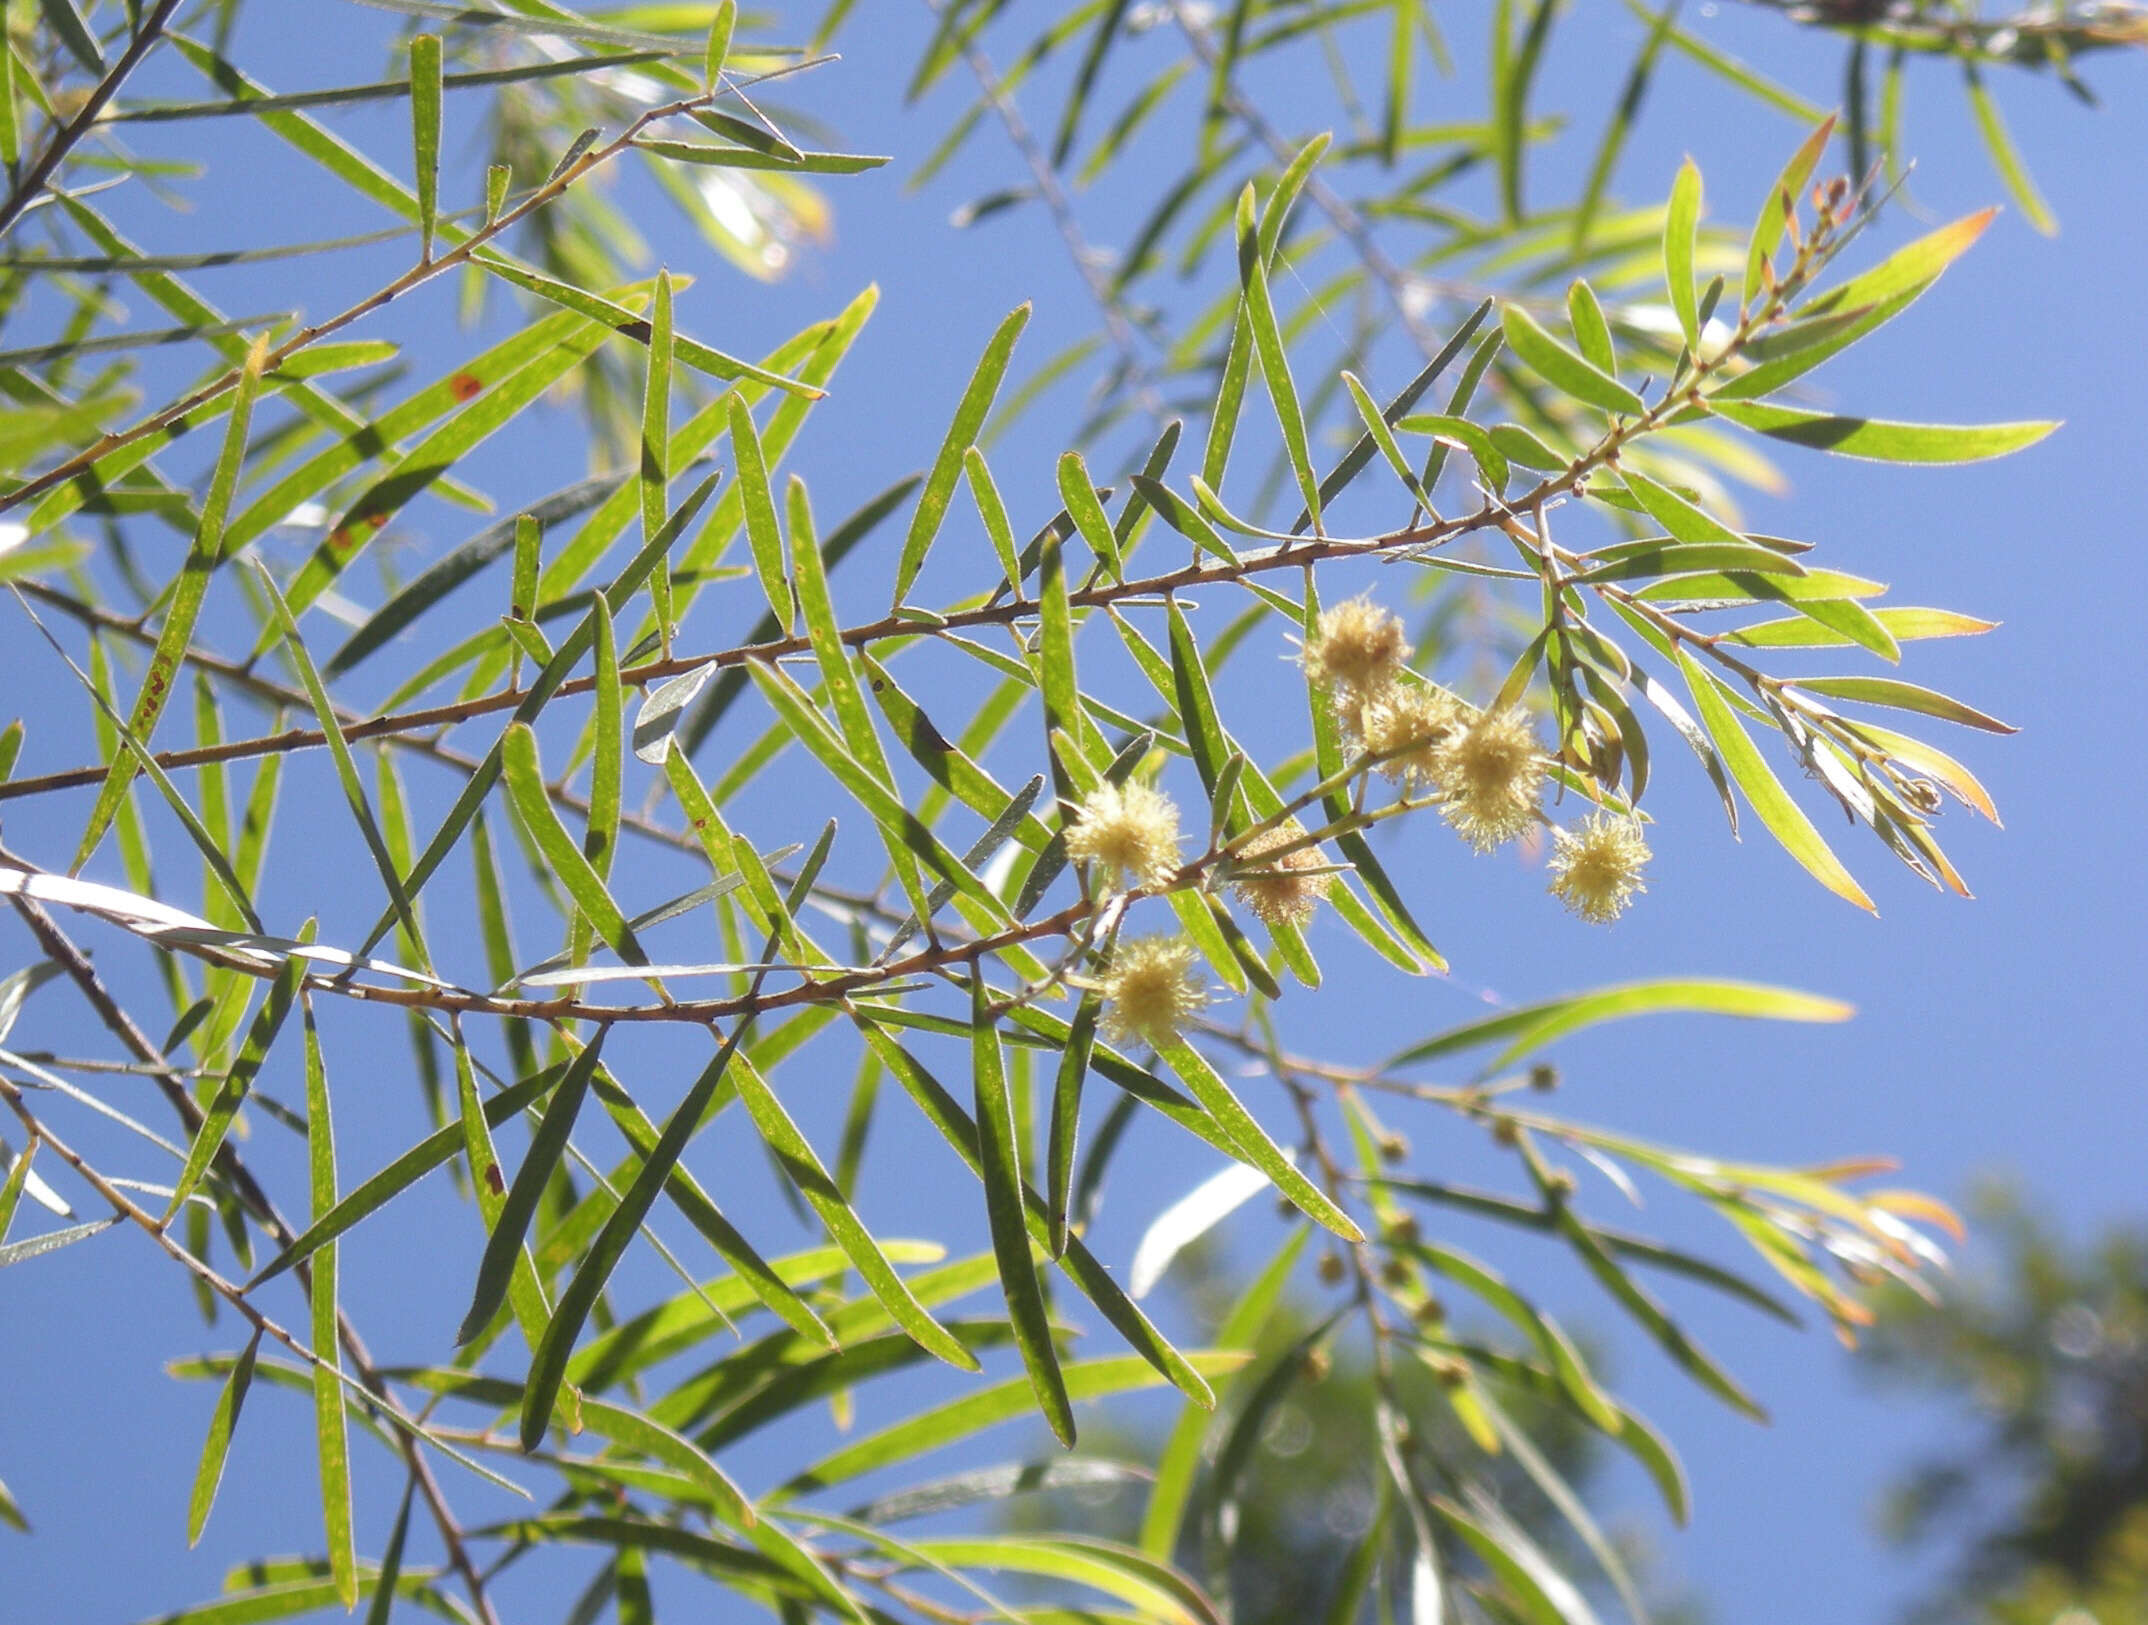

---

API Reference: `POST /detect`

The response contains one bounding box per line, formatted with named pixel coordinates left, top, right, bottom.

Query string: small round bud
left=1380, top=1256, right=1413, bottom=1289
left=1098, top=935, right=1205, bottom=1050
left=1383, top=1215, right=1419, bottom=1247
left=1544, top=1168, right=1579, bottom=1200
left=1490, top=1118, right=1520, bottom=1147
left=1377, top=1129, right=1411, bottom=1163
left=1316, top=1250, right=1348, bottom=1286
left=1413, top=1295, right=1448, bottom=1328
left=1302, top=1346, right=1333, bottom=1383
left=1528, top=1063, right=1559, bottom=1092
left=1430, top=1356, right=1469, bottom=1389
left=1065, top=779, right=1182, bottom=891
left=1432, top=707, right=1546, bottom=851
left=1547, top=813, right=1651, bottom=923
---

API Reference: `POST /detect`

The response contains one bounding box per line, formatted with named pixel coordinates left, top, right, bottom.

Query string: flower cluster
left=1098, top=935, right=1206, bottom=1049
left=1064, top=779, right=1181, bottom=891
left=1301, top=597, right=1546, bottom=849
left=1298, top=594, right=1649, bottom=920
left=1431, top=705, right=1546, bottom=852
left=1547, top=814, right=1651, bottom=923
left=1228, top=822, right=1332, bottom=930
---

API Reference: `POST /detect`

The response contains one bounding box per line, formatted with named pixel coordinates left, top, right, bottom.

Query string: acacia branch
left=0, top=0, right=188, bottom=243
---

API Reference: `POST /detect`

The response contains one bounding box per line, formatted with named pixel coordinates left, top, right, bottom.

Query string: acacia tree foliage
left=0, top=3, right=2138, bottom=1622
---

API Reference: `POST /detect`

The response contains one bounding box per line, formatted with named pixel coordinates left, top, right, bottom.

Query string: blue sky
left=2, top=5, right=2144, bottom=1622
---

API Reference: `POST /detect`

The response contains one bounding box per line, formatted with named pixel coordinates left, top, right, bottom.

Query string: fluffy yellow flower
left=1228, top=823, right=1332, bottom=930
left=1358, top=684, right=1467, bottom=784
left=1548, top=814, right=1651, bottom=923
left=1099, top=935, right=1206, bottom=1049
left=1300, top=596, right=1410, bottom=700
left=1065, top=780, right=1181, bottom=890
left=1431, top=706, right=1545, bottom=851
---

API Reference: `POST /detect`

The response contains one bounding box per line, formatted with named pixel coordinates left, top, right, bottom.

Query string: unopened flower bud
left=1317, top=1250, right=1347, bottom=1286
left=1528, top=1063, right=1559, bottom=1092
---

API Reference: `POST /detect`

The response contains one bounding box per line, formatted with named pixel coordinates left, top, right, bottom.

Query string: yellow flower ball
left=1065, top=779, right=1181, bottom=891
left=1099, top=935, right=1206, bottom=1049
left=1548, top=813, right=1651, bottom=923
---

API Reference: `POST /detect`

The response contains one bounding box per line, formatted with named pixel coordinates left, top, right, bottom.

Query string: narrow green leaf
left=1165, top=600, right=1229, bottom=801
left=364, top=1480, right=417, bottom=1625
left=73, top=337, right=268, bottom=873
left=1502, top=303, right=1644, bottom=416
left=897, top=304, right=1031, bottom=602
left=1573, top=4, right=1676, bottom=249
left=641, top=272, right=676, bottom=647
left=40, top=0, right=102, bottom=74
left=1794, top=676, right=2014, bottom=734
left=409, top=34, right=441, bottom=257
left=1743, top=116, right=1835, bottom=308
left=1729, top=605, right=1991, bottom=650
left=0, top=1216, right=119, bottom=1268
left=1152, top=1040, right=1361, bottom=1241
left=457, top=1034, right=606, bottom=1346
left=1494, top=0, right=1556, bottom=222
left=1384, top=977, right=1852, bottom=1072
left=731, top=1049, right=980, bottom=1372
left=1566, top=281, right=1616, bottom=375
left=729, top=393, right=796, bottom=630
left=252, top=564, right=429, bottom=961
left=1964, top=64, right=2056, bottom=235
left=453, top=1038, right=553, bottom=1355
left=1619, top=469, right=1743, bottom=545
left=249, top=1064, right=569, bottom=1287
left=584, top=1062, right=837, bottom=1348
left=775, top=1353, right=1248, bottom=1499
left=1045, top=993, right=1100, bottom=1259
left=499, top=723, right=650, bottom=967
left=301, top=1007, right=356, bottom=1608
left=1678, top=651, right=1875, bottom=910
left=1546, top=1181, right=1767, bottom=1420
left=521, top=1039, right=745, bottom=1451
left=1664, top=157, right=1702, bottom=349
left=187, top=1329, right=262, bottom=1546
left=1709, top=399, right=2057, bottom=464
left=859, top=1022, right=1216, bottom=1408
left=1056, top=451, right=1123, bottom=581
left=1236, top=182, right=1321, bottom=529
left=167, top=957, right=304, bottom=1219
left=586, top=592, right=623, bottom=877
left=963, top=446, right=1023, bottom=590
left=973, top=984, right=1075, bottom=1446
left=705, top=0, right=736, bottom=89
left=633, top=137, right=889, bottom=174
